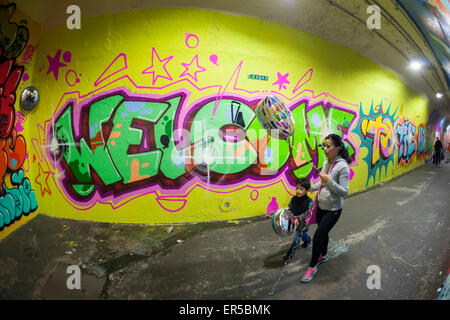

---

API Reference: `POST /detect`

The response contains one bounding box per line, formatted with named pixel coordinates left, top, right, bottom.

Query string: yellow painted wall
left=0, top=6, right=443, bottom=239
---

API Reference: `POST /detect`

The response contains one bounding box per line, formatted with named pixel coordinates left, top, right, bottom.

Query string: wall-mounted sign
left=248, top=74, right=268, bottom=81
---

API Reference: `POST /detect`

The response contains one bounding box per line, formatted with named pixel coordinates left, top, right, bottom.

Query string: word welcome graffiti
left=396, top=118, right=417, bottom=166
left=48, top=88, right=357, bottom=204
left=354, top=103, right=397, bottom=186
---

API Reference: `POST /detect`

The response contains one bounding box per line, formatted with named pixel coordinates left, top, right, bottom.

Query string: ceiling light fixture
left=409, top=61, right=422, bottom=70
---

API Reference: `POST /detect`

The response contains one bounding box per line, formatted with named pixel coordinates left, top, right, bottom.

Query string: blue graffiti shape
left=417, top=125, right=426, bottom=156
left=396, top=119, right=416, bottom=165
left=0, top=169, right=38, bottom=229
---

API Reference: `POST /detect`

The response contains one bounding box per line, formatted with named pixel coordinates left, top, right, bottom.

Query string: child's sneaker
left=317, top=254, right=329, bottom=265
left=301, top=240, right=311, bottom=248
left=301, top=266, right=318, bottom=283
left=282, top=255, right=292, bottom=265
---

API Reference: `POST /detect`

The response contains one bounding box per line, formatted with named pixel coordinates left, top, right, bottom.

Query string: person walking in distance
left=433, top=137, right=443, bottom=167
left=301, top=134, right=351, bottom=283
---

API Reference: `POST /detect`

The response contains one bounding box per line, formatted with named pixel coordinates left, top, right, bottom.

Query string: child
left=283, top=178, right=313, bottom=264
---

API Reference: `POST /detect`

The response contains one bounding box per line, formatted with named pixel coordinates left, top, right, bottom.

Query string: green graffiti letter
left=54, top=95, right=125, bottom=196
left=155, top=96, right=188, bottom=180
left=190, top=99, right=257, bottom=174
left=327, top=107, right=356, bottom=157
left=109, top=100, right=170, bottom=183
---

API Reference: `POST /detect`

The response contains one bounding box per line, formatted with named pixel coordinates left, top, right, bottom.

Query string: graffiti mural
left=396, top=118, right=417, bottom=166
left=416, top=124, right=427, bottom=160
left=0, top=168, right=38, bottom=228
left=353, top=102, right=398, bottom=186
left=0, top=3, right=37, bottom=231
left=0, top=5, right=434, bottom=227
left=47, top=87, right=357, bottom=208
left=424, top=124, right=436, bottom=164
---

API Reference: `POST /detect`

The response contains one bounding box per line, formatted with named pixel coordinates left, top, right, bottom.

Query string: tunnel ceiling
left=12, top=0, right=450, bottom=118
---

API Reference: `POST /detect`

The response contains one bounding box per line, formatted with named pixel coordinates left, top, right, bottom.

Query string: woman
left=433, top=137, right=443, bottom=167
left=301, top=133, right=352, bottom=283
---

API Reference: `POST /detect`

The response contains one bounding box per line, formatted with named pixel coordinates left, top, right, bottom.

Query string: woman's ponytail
left=339, top=145, right=352, bottom=164
left=325, top=133, right=352, bottom=164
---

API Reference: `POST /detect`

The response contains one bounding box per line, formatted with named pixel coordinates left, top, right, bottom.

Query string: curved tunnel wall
left=1, top=5, right=448, bottom=239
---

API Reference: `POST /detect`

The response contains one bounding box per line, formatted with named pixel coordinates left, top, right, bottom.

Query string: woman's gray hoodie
left=310, top=156, right=350, bottom=211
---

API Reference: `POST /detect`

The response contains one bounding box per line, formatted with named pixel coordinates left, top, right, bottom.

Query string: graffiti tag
left=396, top=118, right=417, bottom=165
left=48, top=88, right=357, bottom=204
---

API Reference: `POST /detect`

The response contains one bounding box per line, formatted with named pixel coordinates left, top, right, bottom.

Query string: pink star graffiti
left=35, top=162, right=52, bottom=197
left=46, top=49, right=67, bottom=81
left=142, top=48, right=174, bottom=85
left=180, top=55, right=206, bottom=82
left=272, top=72, right=290, bottom=90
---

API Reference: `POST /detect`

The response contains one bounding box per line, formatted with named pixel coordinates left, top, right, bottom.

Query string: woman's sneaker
left=317, top=254, right=329, bottom=265
left=301, top=266, right=318, bottom=283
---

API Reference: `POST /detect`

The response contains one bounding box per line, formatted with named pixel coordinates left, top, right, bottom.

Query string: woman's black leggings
left=310, top=206, right=342, bottom=267
left=433, top=151, right=441, bottom=166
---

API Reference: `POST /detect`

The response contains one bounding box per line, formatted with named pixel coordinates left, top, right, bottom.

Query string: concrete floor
left=0, top=162, right=448, bottom=300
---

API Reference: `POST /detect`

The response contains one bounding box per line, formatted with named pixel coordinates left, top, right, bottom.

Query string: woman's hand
left=294, top=217, right=299, bottom=226
left=319, top=172, right=330, bottom=183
